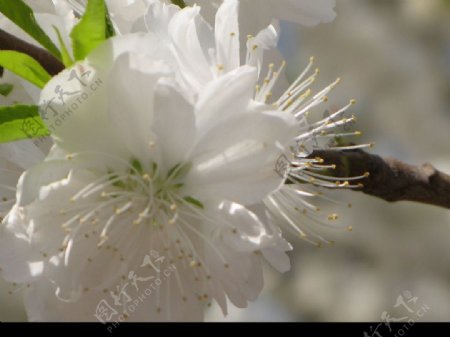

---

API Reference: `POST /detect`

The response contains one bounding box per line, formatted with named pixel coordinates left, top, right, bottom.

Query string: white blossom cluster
left=0, top=0, right=369, bottom=322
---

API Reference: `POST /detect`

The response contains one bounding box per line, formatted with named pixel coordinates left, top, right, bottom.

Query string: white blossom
left=0, top=0, right=363, bottom=322
left=0, top=0, right=300, bottom=321
left=143, top=0, right=369, bottom=246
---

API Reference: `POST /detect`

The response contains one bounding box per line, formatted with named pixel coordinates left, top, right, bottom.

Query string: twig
left=311, top=149, right=450, bottom=209
left=0, top=28, right=64, bottom=76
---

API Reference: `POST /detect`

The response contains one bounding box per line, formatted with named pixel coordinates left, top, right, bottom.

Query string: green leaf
left=0, top=51, right=51, bottom=89
left=0, top=83, right=14, bottom=97
left=0, top=105, right=49, bottom=143
left=0, top=0, right=61, bottom=59
left=53, top=26, right=74, bottom=68
left=70, top=0, right=115, bottom=60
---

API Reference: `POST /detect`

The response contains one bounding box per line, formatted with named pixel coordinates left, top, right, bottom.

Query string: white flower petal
left=0, top=140, right=45, bottom=170
left=39, top=63, right=122, bottom=156
left=186, top=109, right=296, bottom=205
left=168, top=6, right=214, bottom=92
left=16, top=159, right=73, bottom=206
left=152, top=83, right=196, bottom=171
left=143, top=0, right=180, bottom=41
left=194, top=66, right=257, bottom=132
left=189, top=0, right=336, bottom=31
left=106, top=52, right=172, bottom=164
left=0, top=206, right=43, bottom=283
left=246, top=24, right=279, bottom=75
left=215, top=0, right=240, bottom=72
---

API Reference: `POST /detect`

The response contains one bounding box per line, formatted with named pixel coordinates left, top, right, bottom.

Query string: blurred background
left=2, top=0, right=450, bottom=322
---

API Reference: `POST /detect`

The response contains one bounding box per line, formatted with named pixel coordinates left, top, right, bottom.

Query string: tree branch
left=311, top=149, right=450, bottom=209
left=0, top=28, right=64, bottom=76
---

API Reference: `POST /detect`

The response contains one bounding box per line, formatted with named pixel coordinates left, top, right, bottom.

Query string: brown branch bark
left=311, top=149, right=450, bottom=209
left=0, top=28, right=64, bottom=76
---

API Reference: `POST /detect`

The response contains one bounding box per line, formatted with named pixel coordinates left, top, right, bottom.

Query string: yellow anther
left=328, top=213, right=339, bottom=221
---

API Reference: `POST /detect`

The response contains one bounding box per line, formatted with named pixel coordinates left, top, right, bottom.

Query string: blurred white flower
left=0, top=70, right=37, bottom=105
left=190, top=0, right=336, bottom=32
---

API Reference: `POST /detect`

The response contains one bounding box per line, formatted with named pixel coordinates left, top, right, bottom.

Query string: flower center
left=112, top=160, right=195, bottom=228
left=61, top=155, right=204, bottom=250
